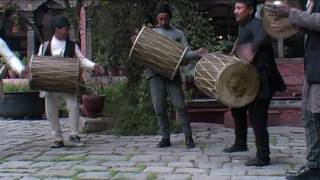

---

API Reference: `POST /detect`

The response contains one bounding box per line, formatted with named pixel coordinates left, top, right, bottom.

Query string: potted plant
left=81, top=75, right=106, bottom=118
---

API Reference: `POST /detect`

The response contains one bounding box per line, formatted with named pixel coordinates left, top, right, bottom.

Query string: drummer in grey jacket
left=149, top=2, right=208, bottom=149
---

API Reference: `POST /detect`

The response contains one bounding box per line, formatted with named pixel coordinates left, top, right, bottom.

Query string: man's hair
left=52, top=16, right=70, bottom=30
left=236, top=0, right=258, bottom=17
left=155, top=2, right=172, bottom=18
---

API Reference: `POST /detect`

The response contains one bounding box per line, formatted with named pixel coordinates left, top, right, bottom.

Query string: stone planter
left=0, top=91, right=45, bottom=119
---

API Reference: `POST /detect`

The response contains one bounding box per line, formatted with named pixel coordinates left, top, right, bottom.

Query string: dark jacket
left=237, top=18, right=286, bottom=98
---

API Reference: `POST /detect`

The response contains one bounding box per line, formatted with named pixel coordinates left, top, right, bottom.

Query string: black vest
left=44, top=38, right=76, bottom=58
left=304, top=1, right=320, bottom=84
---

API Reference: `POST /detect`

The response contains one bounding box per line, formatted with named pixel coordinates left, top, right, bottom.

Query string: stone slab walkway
left=0, top=119, right=307, bottom=180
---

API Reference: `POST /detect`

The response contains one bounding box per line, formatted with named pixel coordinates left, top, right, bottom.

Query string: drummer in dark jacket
left=222, top=0, right=286, bottom=166
left=149, top=2, right=208, bottom=149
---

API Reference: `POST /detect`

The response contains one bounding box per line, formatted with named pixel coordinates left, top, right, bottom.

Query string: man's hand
left=236, top=43, right=255, bottom=64
left=93, top=64, right=105, bottom=76
left=130, top=28, right=139, bottom=44
left=196, top=47, right=208, bottom=58
left=264, top=1, right=290, bottom=21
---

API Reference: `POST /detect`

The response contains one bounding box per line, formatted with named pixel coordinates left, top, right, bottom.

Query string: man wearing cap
left=265, top=0, right=320, bottom=178
left=37, top=17, right=105, bottom=148
left=222, top=0, right=285, bottom=166
left=149, top=2, right=208, bottom=149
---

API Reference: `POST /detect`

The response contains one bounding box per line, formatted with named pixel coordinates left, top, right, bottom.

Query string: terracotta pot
left=82, top=95, right=105, bottom=118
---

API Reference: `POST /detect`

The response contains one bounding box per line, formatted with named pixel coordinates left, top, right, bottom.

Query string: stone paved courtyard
left=0, top=119, right=307, bottom=180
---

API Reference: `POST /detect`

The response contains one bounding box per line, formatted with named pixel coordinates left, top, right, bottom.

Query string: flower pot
left=82, top=95, right=105, bottom=118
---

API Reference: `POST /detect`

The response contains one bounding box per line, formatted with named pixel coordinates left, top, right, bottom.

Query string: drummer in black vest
left=37, top=17, right=105, bottom=148
left=222, top=0, right=286, bottom=166
left=149, top=2, right=208, bottom=149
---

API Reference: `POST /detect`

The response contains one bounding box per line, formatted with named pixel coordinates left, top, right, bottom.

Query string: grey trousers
left=149, top=75, right=192, bottom=138
left=303, top=111, right=320, bottom=169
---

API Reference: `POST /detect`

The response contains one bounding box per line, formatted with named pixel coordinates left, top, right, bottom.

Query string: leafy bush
left=102, top=79, right=181, bottom=136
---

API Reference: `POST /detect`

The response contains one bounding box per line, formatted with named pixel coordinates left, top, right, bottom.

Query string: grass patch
left=147, top=172, right=157, bottom=180
left=124, top=154, right=134, bottom=161
left=270, top=136, right=277, bottom=146
left=59, top=154, right=87, bottom=161
left=136, top=163, right=147, bottom=172
left=109, top=169, right=119, bottom=177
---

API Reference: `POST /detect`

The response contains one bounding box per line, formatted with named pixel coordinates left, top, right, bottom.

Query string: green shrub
left=102, top=79, right=181, bottom=136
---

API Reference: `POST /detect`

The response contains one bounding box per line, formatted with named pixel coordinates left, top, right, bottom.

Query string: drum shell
left=129, top=26, right=188, bottom=80
left=194, top=53, right=259, bottom=108
left=30, top=56, right=80, bottom=93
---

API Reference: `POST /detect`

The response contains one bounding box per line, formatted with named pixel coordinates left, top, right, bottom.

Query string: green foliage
left=3, top=84, right=32, bottom=93
left=170, top=1, right=216, bottom=51
left=102, top=79, right=181, bottom=136
left=212, top=35, right=236, bottom=54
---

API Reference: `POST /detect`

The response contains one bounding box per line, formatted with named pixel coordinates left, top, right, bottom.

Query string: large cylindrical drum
left=194, top=53, right=259, bottom=108
left=30, top=56, right=80, bottom=93
left=129, top=26, right=188, bottom=80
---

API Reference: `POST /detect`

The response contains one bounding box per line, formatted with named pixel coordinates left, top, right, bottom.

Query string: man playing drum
left=266, top=0, right=320, bottom=178
left=222, top=0, right=286, bottom=166
left=37, top=17, right=105, bottom=148
left=149, top=2, right=208, bottom=149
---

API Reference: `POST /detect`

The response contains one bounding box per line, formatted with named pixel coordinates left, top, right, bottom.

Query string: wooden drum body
left=30, top=56, right=80, bottom=93
left=129, top=26, right=188, bottom=80
left=194, top=53, right=259, bottom=108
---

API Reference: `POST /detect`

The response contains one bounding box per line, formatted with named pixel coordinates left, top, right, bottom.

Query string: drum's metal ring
left=129, top=26, right=147, bottom=60
left=171, top=46, right=188, bottom=80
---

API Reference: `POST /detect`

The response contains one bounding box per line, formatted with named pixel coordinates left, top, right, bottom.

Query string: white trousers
left=45, top=92, right=79, bottom=141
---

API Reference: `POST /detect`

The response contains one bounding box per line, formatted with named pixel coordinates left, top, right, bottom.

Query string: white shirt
left=0, top=38, right=25, bottom=75
left=37, top=35, right=95, bottom=69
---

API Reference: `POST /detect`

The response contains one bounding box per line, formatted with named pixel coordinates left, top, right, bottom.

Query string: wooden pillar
left=23, top=11, right=35, bottom=59
left=69, top=24, right=76, bottom=42
left=85, top=7, right=93, bottom=60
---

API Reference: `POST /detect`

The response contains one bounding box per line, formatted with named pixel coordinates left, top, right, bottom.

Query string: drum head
left=216, top=61, right=259, bottom=108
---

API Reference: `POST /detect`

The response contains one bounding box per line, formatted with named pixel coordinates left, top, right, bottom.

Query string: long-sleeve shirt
left=0, top=38, right=25, bottom=75
left=37, top=35, right=95, bottom=70
left=288, top=6, right=320, bottom=113
left=147, top=26, right=200, bottom=79
left=153, top=26, right=199, bottom=60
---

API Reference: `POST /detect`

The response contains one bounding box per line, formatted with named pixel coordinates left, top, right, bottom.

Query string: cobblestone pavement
left=0, top=119, right=307, bottom=180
